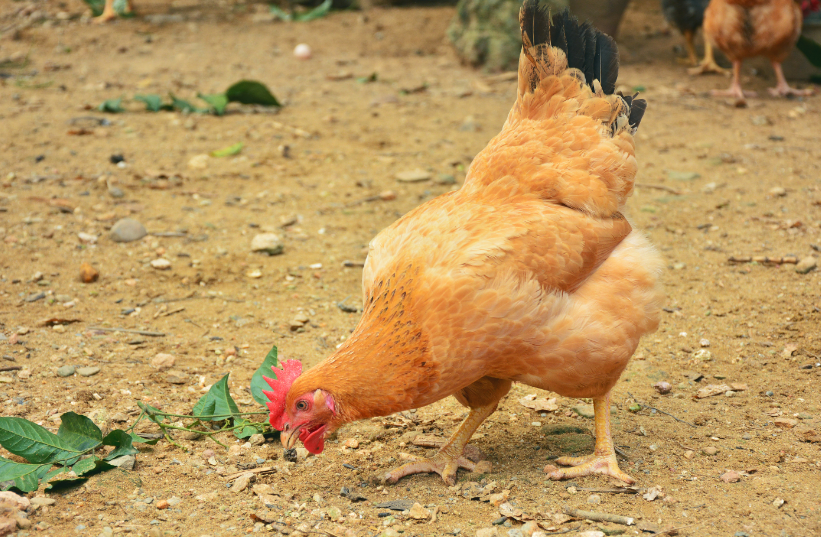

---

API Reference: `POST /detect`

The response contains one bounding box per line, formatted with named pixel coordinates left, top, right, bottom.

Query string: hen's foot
left=544, top=453, right=634, bottom=484
left=93, top=10, right=118, bottom=23
left=710, top=87, right=756, bottom=100
left=688, top=60, right=728, bottom=76
left=768, top=85, right=814, bottom=98
left=378, top=452, right=487, bottom=486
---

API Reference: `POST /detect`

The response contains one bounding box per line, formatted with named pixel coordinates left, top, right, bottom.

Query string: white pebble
left=294, top=43, right=312, bottom=60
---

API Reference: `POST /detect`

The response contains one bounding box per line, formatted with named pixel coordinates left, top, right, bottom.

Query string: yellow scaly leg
left=545, top=391, right=634, bottom=484
left=378, top=404, right=495, bottom=486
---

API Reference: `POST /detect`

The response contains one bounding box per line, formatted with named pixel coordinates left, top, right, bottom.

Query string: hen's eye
left=296, top=400, right=308, bottom=411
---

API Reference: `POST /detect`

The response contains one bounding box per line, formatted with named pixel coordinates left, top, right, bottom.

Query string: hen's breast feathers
left=705, top=0, right=802, bottom=62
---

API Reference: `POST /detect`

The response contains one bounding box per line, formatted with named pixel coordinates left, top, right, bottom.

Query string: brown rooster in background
left=704, top=0, right=815, bottom=98
left=263, top=0, right=663, bottom=485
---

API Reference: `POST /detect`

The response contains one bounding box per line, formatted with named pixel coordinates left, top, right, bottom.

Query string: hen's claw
left=545, top=453, right=634, bottom=484
left=378, top=453, right=477, bottom=486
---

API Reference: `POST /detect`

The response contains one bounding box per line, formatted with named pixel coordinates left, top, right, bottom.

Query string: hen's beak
left=280, top=423, right=300, bottom=449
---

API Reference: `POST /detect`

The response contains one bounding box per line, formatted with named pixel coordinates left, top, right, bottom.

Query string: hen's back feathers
left=464, top=1, right=645, bottom=219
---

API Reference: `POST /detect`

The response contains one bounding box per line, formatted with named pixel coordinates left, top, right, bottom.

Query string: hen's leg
left=93, top=0, right=118, bottom=22
left=545, top=391, right=634, bottom=484
left=768, top=62, right=814, bottom=97
left=678, top=30, right=698, bottom=66
left=688, top=40, right=728, bottom=75
left=378, top=403, right=495, bottom=486
left=711, top=61, right=755, bottom=100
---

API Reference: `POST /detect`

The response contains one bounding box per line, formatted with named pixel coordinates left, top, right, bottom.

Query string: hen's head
left=262, top=360, right=337, bottom=455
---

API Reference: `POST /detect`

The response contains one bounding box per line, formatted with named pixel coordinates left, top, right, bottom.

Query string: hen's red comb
left=262, top=359, right=302, bottom=431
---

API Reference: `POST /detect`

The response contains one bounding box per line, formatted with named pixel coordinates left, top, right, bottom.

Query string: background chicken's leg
left=680, top=30, right=698, bottom=65
left=545, top=391, right=634, bottom=484
left=688, top=40, right=728, bottom=75
left=768, top=62, right=814, bottom=97
left=94, top=0, right=133, bottom=23
left=711, top=61, right=756, bottom=100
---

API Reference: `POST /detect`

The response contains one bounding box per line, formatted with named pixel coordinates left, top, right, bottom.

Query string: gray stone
left=109, top=455, right=136, bottom=470
left=250, top=233, right=284, bottom=256
left=395, top=169, right=431, bottom=183
left=76, top=366, right=101, bottom=377
left=57, top=365, right=75, bottom=377
left=110, top=218, right=147, bottom=243
left=572, top=404, right=594, bottom=418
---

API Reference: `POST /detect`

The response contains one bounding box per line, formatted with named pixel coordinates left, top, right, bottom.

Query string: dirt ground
left=1, top=0, right=820, bottom=535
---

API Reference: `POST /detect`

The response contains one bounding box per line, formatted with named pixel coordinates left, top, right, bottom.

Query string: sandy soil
left=1, top=0, right=820, bottom=536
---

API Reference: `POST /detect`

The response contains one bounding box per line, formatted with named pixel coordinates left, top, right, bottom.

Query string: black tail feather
left=520, top=0, right=645, bottom=130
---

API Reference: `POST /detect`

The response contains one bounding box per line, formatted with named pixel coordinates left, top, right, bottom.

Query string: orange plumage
left=704, top=0, right=814, bottom=99
left=273, top=1, right=663, bottom=485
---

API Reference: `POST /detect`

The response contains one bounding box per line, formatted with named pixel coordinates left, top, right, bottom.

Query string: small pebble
left=57, top=365, right=76, bottom=377
left=720, top=470, right=741, bottom=483
left=795, top=256, right=817, bottom=274
left=251, top=233, right=284, bottom=255
left=702, top=446, right=718, bottom=455
left=653, top=381, right=672, bottom=394
left=79, top=263, right=99, bottom=283
left=110, top=218, right=147, bottom=243
left=586, top=494, right=601, bottom=505
left=294, top=43, right=312, bottom=60
left=76, top=366, right=101, bottom=377
left=150, top=259, right=171, bottom=270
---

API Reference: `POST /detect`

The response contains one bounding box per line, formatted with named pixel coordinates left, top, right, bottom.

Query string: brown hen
left=266, top=0, right=664, bottom=486
left=704, top=0, right=814, bottom=99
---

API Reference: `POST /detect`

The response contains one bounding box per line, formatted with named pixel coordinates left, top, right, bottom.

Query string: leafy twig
left=627, top=392, right=697, bottom=428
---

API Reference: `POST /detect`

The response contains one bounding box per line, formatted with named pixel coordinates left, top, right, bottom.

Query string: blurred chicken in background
left=704, top=0, right=815, bottom=99
left=662, top=0, right=727, bottom=73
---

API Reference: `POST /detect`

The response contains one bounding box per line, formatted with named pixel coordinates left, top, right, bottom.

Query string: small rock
left=520, top=521, right=539, bottom=537
left=155, top=499, right=170, bottom=510
left=251, top=233, right=284, bottom=255
left=76, top=366, right=101, bottom=377
left=249, top=434, right=265, bottom=446
left=702, top=446, right=718, bottom=456
left=230, top=473, right=254, bottom=493
left=408, top=502, right=430, bottom=520
left=293, top=43, right=312, bottom=60
left=343, top=438, right=360, bottom=449
left=78, top=232, right=98, bottom=244
left=79, top=263, right=99, bottom=283
left=195, top=491, right=218, bottom=502
left=773, top=417, right=797, bottom=429
left=572, top=404, right=594, bottom=418
left=720, top=470, right=741, bottom=483
left=150, top=258, right=171, bottom=270
left=57, top=365, right=76, bottom=377
left=795, top=257, right=817, bottom=274
left=110, top=218, right=147, bottom=243
left=0, top=518, right=17, bottom=535
left=24, top=292, right=46, bottom=303
left=0, top=491, right=30, bottom=511
left=109, top=455, right=135, bottom=470
left=769, top=186, right=787, bottom=197
left=379, top=190, right=397, bottom=201
left=653, top=381, right=672, bottom=395
left=29, top=497, right=56, bottom=510
left=693, top=349, right=712, bottom=361
left=577, top=532, right=606, bottom=537
left=395, top=169, right=431, bottom=183
left=188, top=154, right=210, bottom=170
left=150, top=353, right=175, bottom=371
left=772, top=498, right=785, bottom=508
left=586, top=494, right=601, bottom=505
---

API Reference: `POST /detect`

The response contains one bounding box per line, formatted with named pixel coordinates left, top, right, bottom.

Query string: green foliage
left=797, top=34, right=821, bottom=68
left=82, top=0, right=105, bottom=16
left=98, top=98, right=124, bottom=113
left=170, top=94, right=206, bottom=114
left=270, top=0, right=332, bottom=22
left=211, top=142, right=244, bottom=157
left=0, top=413, right=144, bottom=492
left=197, top=93, right=229, bottom=115
left=251, top=345, right=279, bottom=406
left=225, top=80, right=281, bottom=107
left=134, top=94, right=172, bottom=112
left=193, top=374, right=241, bottom=421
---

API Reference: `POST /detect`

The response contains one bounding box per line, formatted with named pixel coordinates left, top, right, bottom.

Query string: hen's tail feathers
left=518, top=0, right=645, bottom=133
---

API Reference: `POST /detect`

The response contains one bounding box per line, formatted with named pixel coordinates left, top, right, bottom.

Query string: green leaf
left=45, top=477, right=88, bottom=491
left=225, top=80, right=280, bottom=107
left=193, top=374, right=241, bottom=421
left=294, top=0, right=332, bottom=22
left=102, top=430, right=139, bottom=460
left=170, top=94, right=206, bottom=114
left=134, top=94, right=170, bottom=112
left=82, top=0, right=105, bottom=17
left=211, top=142, right=243, bottom=158
left=58, top=412, right=103, bottom=452
left=72, top=457, right=114, bottom=477
left=268, top=5, right=292, bottom=21
left=198, top=93, right=229, bottom=116
left=0, top=456, right=51, bottom=492
left=129, top=432, right=159, bottom=445
left=138, top=402, right=166, bottom=424
left=233, top=419, right=263, bottom=439
left=250, top=345, right=279, bottom=407
left=797, top=34, right=821, bottom=69
left=0, top=417, right=86, bottom=465
left=356, top=73, right=378, bottom=84
left=98, top=98, right=124, bottom=113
